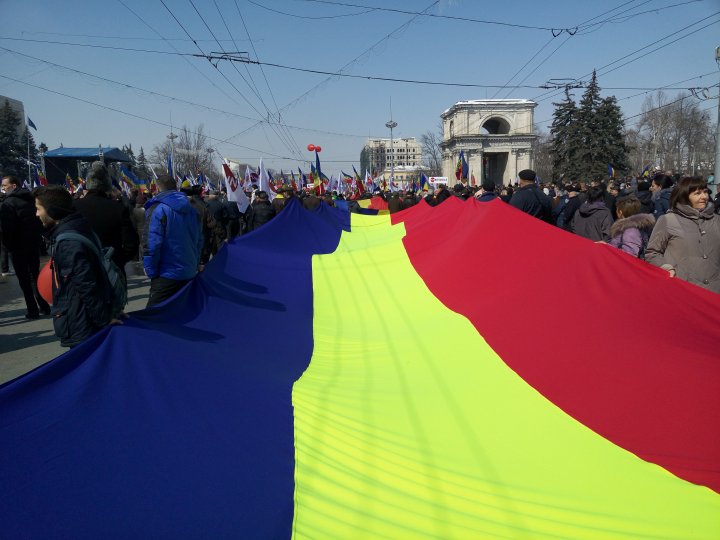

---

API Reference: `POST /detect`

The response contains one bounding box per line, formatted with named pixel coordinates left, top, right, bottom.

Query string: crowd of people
left=1, top=163, right=718, bottom=349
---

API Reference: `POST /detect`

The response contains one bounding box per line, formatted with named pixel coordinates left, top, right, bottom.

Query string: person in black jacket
left=224, top=197, right=242, bottom=239
left=0, top=174, right=51, bottom=318
left=34, top=185, right=111, bottom=347
left=560, top=184, right=586, bottom=230
left=509, top=169, right=552, bottom=222
left=181, top=185, right=211, bottom=264
left=73, top=162, right=138, bottom=280
left=475, top=180, right=498, bottom=202
left=205, top=191, right=228, bottom=255
left=246, top=191, right=276, bottom=231
left=635, top=180, right=654, bottom=215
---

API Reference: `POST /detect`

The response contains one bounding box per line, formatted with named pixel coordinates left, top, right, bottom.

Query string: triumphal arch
left=440, top=99, right=537, bottom=187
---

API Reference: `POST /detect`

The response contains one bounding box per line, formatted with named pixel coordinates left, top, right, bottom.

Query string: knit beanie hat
left=85, top=161, right=112, bottom=192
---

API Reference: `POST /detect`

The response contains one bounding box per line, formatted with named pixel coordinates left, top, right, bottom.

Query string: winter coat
left=132, top=206, right=146, bottom=240
left=48, top=212, right=110, bottom=347
left=562, top=193, right=586, bottom=231
left=608, top=213, right=656, bottom=258
left=246, top=200, right=276, bottom=231
left=636, top=190, right=654, bottom=215
left=645, top=202, right=720, bottom=293
left=476, top=192, right=498, bottom=203
left=604, top=192, right=617, bottom=220
left=654, top=187, right=672, bottom=218
left=224, top=200, right=242, bottom=238
left=271, top=194, right=290, bottom=214
left=571, top=201, right=614, bottom=242
left=187, top=195, right=211, bottom=262
left=302, top=195, right=322, bottom=211
left=143, top=190, right=203, bottom=281
left=0, top=188, right=44, bottom=254
left=74, top=191, right=139, bottom=270
left=509, top=184, right=552, bottom=222
left=552, top=197, right=568, bottom=227
left=205, top=198, right=228, bottom=234
left=388, top=196, right=403, bottom=213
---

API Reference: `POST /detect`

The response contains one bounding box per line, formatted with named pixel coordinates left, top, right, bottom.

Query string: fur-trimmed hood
left=610, top=213, right=655, bottom=237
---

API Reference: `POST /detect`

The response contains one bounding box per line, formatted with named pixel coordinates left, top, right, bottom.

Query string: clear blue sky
left=1, top=0, right=718, bottom=177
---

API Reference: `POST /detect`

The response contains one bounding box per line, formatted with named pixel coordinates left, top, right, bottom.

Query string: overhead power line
left=204, top=53, right=711, bottom=92
left=185, top=0, right=301, bottom=158
left=577, top=0, right=703, bottom=33
left=531, top=10, right=720, bottom=103
left=500, top=0, right=653, bottom=99
left=117, top=0, right=247, bottom=111
left=248, top=0, right=376, bottom=19
left=158, top=0, right=302, bottom=160
left=295, top=0, right=702, bottom=35
left=0, top=74, right=369, bottom=164
left=0, top=74, right=287, bottom=159
left=0, top=46, right=381, bottom=139
left=296, top=0, right=577, bottom=33
left=222, top=0, right=437, bottom=143
left=231, top=0, right=305, bottom=158
left=19, top=30, right=254, bottom=43
left=2, top=35, right=705, bottom=92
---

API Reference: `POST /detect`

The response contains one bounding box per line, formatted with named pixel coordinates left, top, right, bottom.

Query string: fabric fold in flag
left=0, top=197, right=718, bottom=539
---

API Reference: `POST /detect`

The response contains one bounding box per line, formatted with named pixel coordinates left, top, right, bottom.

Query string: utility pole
left=714, top=46, right=720, bottom=192
left=26, top=130, right=31, bottom=187
left=168, top=132, right=178, bottom=177
left=386, top=98, right=397, bottom=189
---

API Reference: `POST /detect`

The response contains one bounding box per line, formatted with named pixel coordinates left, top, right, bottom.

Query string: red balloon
left=307, top=144, right=315, bottom=152
left=315, top=146, right=322, bottom=152
left=38, top=259, right=53, bottom=306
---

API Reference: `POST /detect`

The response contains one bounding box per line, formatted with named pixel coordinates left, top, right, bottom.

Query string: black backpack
left=54, top=231, right=128, bottom=319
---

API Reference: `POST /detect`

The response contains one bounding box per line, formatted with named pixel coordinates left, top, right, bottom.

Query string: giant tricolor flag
left=0, top=198, right=718, bottom=538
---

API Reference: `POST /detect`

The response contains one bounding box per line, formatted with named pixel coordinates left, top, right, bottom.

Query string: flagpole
left=27, top=128, right=31, bottom=187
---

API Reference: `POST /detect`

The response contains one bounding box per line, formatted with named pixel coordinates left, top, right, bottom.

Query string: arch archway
left=480, top=117, right=511, bottom=135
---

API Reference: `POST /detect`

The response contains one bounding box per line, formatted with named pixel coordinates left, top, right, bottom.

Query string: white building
left=360, top=137, right=423, bottom=177
left=441, top=99, right=537, bottom=187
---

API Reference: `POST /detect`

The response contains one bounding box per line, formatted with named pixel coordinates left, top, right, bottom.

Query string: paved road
left=0, top=259, right=151, bottom=385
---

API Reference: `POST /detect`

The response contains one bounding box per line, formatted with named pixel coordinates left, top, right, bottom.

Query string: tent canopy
left=44, top=147, right=131, bottom=163
left=43, top=147, right=132, bottom=184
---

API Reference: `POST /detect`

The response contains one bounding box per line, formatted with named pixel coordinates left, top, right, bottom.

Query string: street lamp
left=385, top=119, right=397, bottom=186
left=167, top=132, right=178, bottom=176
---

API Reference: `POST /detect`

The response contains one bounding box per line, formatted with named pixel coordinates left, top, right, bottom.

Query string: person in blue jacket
left=142, top=174, right=203, bottom=307
left=650, top=174, right=674, bottom=218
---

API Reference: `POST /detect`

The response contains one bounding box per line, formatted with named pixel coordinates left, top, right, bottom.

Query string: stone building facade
left=360, top=137, right=422, bottom=177
left=0, top=95, right=27, bottom=138
left=440, top=99, right=536, bottom=187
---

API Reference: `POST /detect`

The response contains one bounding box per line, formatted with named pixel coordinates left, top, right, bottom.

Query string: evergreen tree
left=550, top=71, right=630, bottom=182
left=0, top=99, right=24, bottom=174
left=575, top=70, right=605, bottom=180
left=550, top=88, right=579, bottom=180
left=136, top=146, right=151, bottom=180
left=20, top=127, right=39, bottom=164
left=596, top=95, right=629, bottom=175
left=122, top=143, right=136, bottom=169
